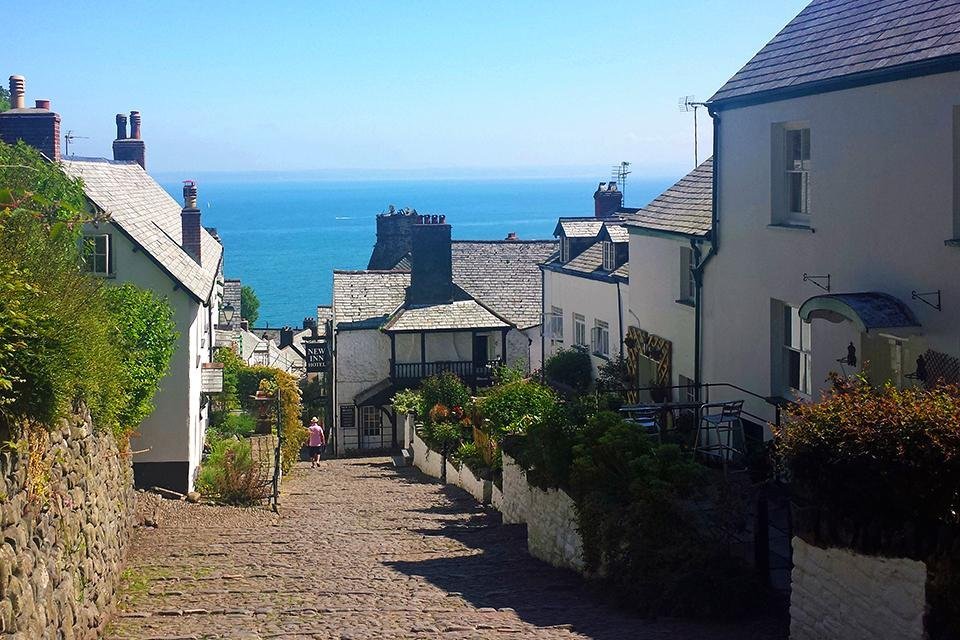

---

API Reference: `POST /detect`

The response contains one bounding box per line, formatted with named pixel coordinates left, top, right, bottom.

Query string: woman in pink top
left=307, top=417, right=326, bottom=467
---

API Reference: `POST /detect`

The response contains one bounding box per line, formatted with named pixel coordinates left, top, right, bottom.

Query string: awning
left=354, top=379, right=398, bottom=407
left=798, top=292, right=920, bottom=333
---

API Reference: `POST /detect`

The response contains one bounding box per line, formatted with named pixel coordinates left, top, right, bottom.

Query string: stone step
left=391, top=449, right=413, bottom=467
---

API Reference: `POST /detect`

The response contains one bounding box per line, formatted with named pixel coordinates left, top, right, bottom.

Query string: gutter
left=693, top=106, right=721, bottom=400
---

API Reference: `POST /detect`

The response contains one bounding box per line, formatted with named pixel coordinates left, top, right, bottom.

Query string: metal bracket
left=803, top=273, right=831, bottom=292
left=911, top=289, right=942, bottom=311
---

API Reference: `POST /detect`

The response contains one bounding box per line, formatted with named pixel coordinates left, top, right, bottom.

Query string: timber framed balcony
left=390, top=359, right=501, bottom=385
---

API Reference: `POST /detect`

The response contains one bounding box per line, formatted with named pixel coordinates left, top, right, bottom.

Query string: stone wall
left=790, top=537, right=926, bottom=640
left=0, top=409, right=135, bottom=639
left=408, top=425, right=493, bottom=504
left=501, top=453, right=584, bottom=573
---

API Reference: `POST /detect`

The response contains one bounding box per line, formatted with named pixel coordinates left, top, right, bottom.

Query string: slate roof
left=553, top=219, right=604, bottom=238
left=543, top=241, right=628, bottom=283
left=383, top=299, right=511, bottom=332
left=600, top=223, right=629, bottom=243
left=451, top=240, right=558, bottom=330
left=332, top=271, right=409, bottom=329
left=710, top=0, right=960, bottom=105
left=62, top=158, right=222, bottom=302
left=624, top=158, right=713, bottom=238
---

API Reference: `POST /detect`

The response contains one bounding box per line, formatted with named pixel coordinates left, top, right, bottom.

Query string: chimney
left=594, top=180, right=623, bottom=218
left=367, top=206, right=418, bottom=270
left=408, top=214, right=453, bottom=305
left=0, top=75, right=61, bottom=162
left=112, top=110, right=145, bottom=169
left=505, top=232, right=518, bottom=241
left=279, top=327, right=295, bottom=349
left=181, top=180, right=202, bottom=264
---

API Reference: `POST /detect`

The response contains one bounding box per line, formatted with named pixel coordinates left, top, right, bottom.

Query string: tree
left=0, top=85, right=9, bottom=112
left=240, top=285, right=260, bottom=325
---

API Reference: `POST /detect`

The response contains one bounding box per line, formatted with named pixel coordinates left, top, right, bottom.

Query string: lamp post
left=221, top=303, right=236, bottom=327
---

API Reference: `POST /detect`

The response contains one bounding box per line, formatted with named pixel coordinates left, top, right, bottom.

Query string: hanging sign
left=201, top=362, right=224, bottom=393
left=305, top=340, right=329, bottom=373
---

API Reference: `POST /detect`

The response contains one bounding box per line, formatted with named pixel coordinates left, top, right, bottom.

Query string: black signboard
left=305, top=340, right=329, bottom=373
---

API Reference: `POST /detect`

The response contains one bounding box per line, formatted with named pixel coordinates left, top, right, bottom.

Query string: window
left=602, top=241, right=616, bottom=271
left=784, top=127, right=811, bottom=219
left=550, top=306, right=564, bottom=342
left=573, top=313, right=586, bottom=347
left=679, top=375, right=697, bottom=403
left=679, top=246, right=695, bottom=303
left=82, top=234, right=112, bottom=275
left=360, top=405, right=381, bottom=437
left=782, top=304, right=812, bottom=396
left=561, top=237, right=571, bottom=263
left=592, top=319, right=610, bottom=357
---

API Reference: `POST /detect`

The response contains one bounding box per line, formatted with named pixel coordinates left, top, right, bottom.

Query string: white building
left=541, top=209, right=630, bottom=379
left=624, top=158, right=712, bottom=402
left=64, top=150, right=222, bottom=493
left=700, top=0, right=960, bottom=429
left=332, top=215, right=555, bottom=454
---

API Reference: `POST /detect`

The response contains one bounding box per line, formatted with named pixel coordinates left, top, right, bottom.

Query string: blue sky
left=7, top=1, right=807, bottom=177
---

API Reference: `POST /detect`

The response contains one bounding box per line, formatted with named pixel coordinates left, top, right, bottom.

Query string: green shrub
left=209, top=412, right=256, bottom=440
left=453, top=441, right=485, bottom=473
left=196, top=438, right=268, bottom=505
left=597, top=354, right=631, bottom=392
left=418, top=372, right=470, bottom=420
left=543, top=346, right=592, bottom=392
left=477, top=378, right=559, bottom=438
left=391, top=388, right=422, bottom=415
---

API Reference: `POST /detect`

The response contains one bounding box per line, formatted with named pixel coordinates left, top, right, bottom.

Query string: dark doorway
left=472, top=334, right=489, bottom=367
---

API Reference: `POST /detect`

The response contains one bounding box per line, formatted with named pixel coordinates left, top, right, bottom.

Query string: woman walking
left=307, top=416, right=326, bottom=467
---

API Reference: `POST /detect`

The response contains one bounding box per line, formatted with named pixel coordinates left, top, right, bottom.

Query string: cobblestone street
left=107, top=458, right=787, bottom=640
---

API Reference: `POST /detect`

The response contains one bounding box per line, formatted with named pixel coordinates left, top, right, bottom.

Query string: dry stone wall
left=0, top=409, right=135, bottom=639
left=790, top=537, right=926, bottom=640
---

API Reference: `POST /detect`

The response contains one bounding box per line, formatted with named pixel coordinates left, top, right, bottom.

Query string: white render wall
left=83, top=220, right=213, bottom=489
left=627, top=233, right=699, bottom=389
left=703, top=71, right=960, bottom=423
left=790, top=538, right=926, bottom=640
left=542, top=268, right=625, bottom=376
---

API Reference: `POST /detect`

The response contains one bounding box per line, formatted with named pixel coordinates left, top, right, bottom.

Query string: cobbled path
left=107, top=458, right=787, bottom=640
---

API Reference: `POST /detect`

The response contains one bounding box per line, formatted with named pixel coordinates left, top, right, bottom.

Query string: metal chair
left=620, top=405, right=662, bottom=443
left=694, top=400, right=744, bottom=470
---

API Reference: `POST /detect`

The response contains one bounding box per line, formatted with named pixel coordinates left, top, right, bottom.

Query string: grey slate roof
left=451, top=240, right=558, bottom=330
left=383, top=299, right=511, bottom=332
left=624, top=158, right=712, bottom=238
left=600, top=223, right=629, bottom=244
left=332, top=271, right=409, bottom=329
left=544, top=241, right=628, bottom=283
left=553, top=219, right=604, bottom=238
left=62, top=158, right=222, bottom=302
left=710, top=0, right=960, bottom=104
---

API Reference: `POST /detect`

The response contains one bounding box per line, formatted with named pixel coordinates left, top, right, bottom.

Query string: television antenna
left=610, top=161, right=631, bottom=198
left=64, top=130, right=89, bottom=157
left=678, top=95, right=706, bottom=166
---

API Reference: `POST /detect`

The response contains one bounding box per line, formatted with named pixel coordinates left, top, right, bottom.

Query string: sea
left=159, top=176, right=672, bottom=327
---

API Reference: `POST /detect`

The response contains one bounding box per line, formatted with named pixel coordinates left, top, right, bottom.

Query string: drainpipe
left=693, top=106, right=722, bottom=400
left=616, top=280, right=625, bottom=359
left=540, top=266, right=546, bottom=379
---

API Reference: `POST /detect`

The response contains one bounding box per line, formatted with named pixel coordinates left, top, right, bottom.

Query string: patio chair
left=620, top=405, right=662, bottom=443
left=694, top=400, right=744, bottom=470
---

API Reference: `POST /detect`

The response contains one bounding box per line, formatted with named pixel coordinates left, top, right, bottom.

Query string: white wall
left=704, top=71, right=960, bottom=423
left=542, top=268, right=624, bottom=376
left=627, top=233, right=699, bottom=389
left=83, top=221, right=213, bottom=490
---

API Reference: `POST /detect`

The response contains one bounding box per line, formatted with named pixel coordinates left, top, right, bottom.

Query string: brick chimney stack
left=408, top=214, right=453, bottom=305
left=594, top=181, right=623, bottom=218
left=112, top=110, right=145, bottom=169
left=181, top=180, right=202, bottom=264
left=0, top=75, right=61, bottom=162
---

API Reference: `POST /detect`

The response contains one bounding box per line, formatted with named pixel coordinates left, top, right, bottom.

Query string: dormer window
left=602, top=241, right=616, bottom=271
left=561, top=237, right=571, bottom=263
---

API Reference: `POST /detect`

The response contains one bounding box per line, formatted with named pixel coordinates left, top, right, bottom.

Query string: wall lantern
left=222, top=304, right=236, bottom=325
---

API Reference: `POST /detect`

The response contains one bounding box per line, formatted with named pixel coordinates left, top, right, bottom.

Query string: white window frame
left=360, top=405, right=381, bottom=437
left=602, top=241, right=616, bottom=271
left=573, top=313, right=586, bottom=347
left=784, top=126, right=811, bottom=222
left=782, top=304, right=812, bottom=397
left=679, top=246, right=695, bottom=303
left=592, top=319, right=610, bottom=357
left=82, top=234, right=112, bottom=275
left=561, top=237, right=571, bottom=263
left=550, top=306, right=564, bottom=342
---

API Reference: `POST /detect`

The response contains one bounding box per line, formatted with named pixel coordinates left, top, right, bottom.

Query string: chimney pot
left=9, top=76, right=25, bottom=109
left=130, top=111, right=141, bottom=139
left=180, top=180, right=202, bottom=264
left=34, top=99, right=50, bottom=110
left=439, top=214, right=446, bottom=224
left=115, top=114, right=127, bottom=140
